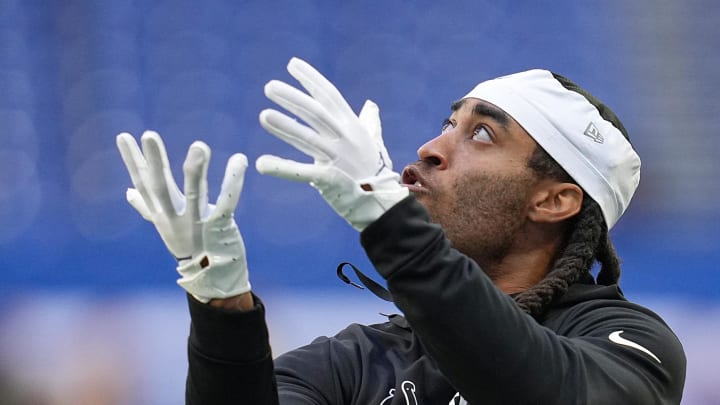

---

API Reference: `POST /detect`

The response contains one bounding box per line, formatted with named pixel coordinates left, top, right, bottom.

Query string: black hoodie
left=186, top=197, right=686, bottom=404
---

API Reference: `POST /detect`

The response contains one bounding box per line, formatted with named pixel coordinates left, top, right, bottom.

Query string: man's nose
left=417, top=133, right=450, bottom=170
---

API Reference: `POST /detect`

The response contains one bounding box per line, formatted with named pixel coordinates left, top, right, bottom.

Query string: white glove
left=116, top=130, right=250, bottom=303
left=256, top=57, right=408, bottom=231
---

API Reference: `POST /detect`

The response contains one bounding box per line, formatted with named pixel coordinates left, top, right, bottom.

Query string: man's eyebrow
left=450, top=99, right=465, bottom=112
left=450, top=98, right=510, bottom=129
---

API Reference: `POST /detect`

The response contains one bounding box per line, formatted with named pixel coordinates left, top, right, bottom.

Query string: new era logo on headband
left=584, top=122, right=604, bottom=144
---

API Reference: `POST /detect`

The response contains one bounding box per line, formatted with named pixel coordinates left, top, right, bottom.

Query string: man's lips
left=401, top=165, right=429, bottom=194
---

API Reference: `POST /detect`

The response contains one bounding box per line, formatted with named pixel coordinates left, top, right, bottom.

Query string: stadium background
left=0, top=1, right=717, bottom=403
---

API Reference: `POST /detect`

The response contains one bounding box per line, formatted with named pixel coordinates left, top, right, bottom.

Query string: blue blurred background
left=0, top=0, right=718, bottom=403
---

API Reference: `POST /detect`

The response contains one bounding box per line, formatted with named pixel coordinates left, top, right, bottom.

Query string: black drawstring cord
left=336, top=262, right=394, bottom=303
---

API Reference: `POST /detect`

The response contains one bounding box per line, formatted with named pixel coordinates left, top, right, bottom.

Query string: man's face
left=401, top=98, right=542, bottom=269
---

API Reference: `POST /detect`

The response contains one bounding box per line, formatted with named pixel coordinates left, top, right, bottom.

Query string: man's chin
left=410, top=191, right=427, bottom=205
left=412, top=195, right=437, bottom=219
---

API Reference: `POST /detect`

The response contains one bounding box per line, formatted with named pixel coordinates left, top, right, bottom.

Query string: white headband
left=462, top=69, right=641, bottom=229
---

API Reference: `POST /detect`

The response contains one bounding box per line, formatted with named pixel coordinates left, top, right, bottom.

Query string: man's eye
left=441, top=119, right=455, bottom=134
left=472, top=126, right=492, bottom=143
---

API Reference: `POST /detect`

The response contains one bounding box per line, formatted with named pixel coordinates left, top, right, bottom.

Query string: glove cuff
left=354, top=185, right=410, bottom=231
left=358, top=169, right=403, bottom=192
left=320, top=168, right=409, bottom=231
left=176, top=255, right=251, bottom=303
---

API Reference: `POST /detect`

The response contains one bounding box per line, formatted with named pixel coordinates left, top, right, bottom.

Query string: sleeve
left=360, top=196, right=686, bottom=405
left=186, top=293, right=278, bottom=405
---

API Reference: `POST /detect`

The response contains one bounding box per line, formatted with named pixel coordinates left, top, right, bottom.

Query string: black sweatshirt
left=187, top=196, right=686, bottom=404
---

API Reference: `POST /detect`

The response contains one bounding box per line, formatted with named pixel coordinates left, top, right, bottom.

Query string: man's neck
left=480, top=236, right=562, bottom=295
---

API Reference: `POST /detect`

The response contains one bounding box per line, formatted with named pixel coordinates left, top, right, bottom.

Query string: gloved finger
left=264, top=80, right=346, bottom=141
left=259, top=109, right=332, bottom=161
left=183, top=141, right=211, bottom=223
left=255, top=154, right=325, bottom=184
left=141, top=131, right=182, bottom=216
left=116, top=132, right=159, bottom=214
left=126, top=188, right=153, bottom=221
left=210, top=153, right=248, bottom=220
left=286, top=57, right=356, bottom=121
left=116, top=132, right=144, bottom=185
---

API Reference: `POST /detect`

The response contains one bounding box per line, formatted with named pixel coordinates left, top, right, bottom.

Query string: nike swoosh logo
left=609, top=330, right=661, bottom=364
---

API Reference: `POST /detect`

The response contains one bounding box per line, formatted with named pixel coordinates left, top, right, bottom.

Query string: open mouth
left=401, top=165, right=428, bottom=194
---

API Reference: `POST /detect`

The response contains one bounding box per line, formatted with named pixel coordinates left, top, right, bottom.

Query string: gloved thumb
left=256, top=154, right=325, bottom=184
left=358, top=99, right=382, bottom=142
left=126, top=188, right=153, bottom=221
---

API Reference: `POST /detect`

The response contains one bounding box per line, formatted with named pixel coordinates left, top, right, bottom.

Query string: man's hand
left=116, top=131, right=251, bottom=303
left=256, top=57, right=408, bottom=231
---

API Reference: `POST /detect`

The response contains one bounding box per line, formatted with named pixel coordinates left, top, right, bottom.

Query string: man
left=116, top=58, right=686, bottom=404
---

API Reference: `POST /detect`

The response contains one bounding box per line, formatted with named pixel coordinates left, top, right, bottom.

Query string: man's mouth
left=401, top=165, right=428, bottom=194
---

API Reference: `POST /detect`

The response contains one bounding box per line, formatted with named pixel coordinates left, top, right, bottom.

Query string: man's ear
left=527, top=181, right=583, bottom=223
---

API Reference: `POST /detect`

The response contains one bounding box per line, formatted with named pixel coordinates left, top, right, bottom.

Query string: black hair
left=513, top=73, right=628, bottom=319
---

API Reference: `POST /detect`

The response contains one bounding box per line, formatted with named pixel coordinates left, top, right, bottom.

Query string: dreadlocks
left=514, top=141, right=623, bottom=319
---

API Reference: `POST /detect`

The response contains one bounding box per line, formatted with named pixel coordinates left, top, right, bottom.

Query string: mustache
left=401, top=161, right=426, bottom=183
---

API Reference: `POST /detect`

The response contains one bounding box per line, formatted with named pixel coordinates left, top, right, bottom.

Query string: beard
left=424, top=170, right=536, bottom=273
